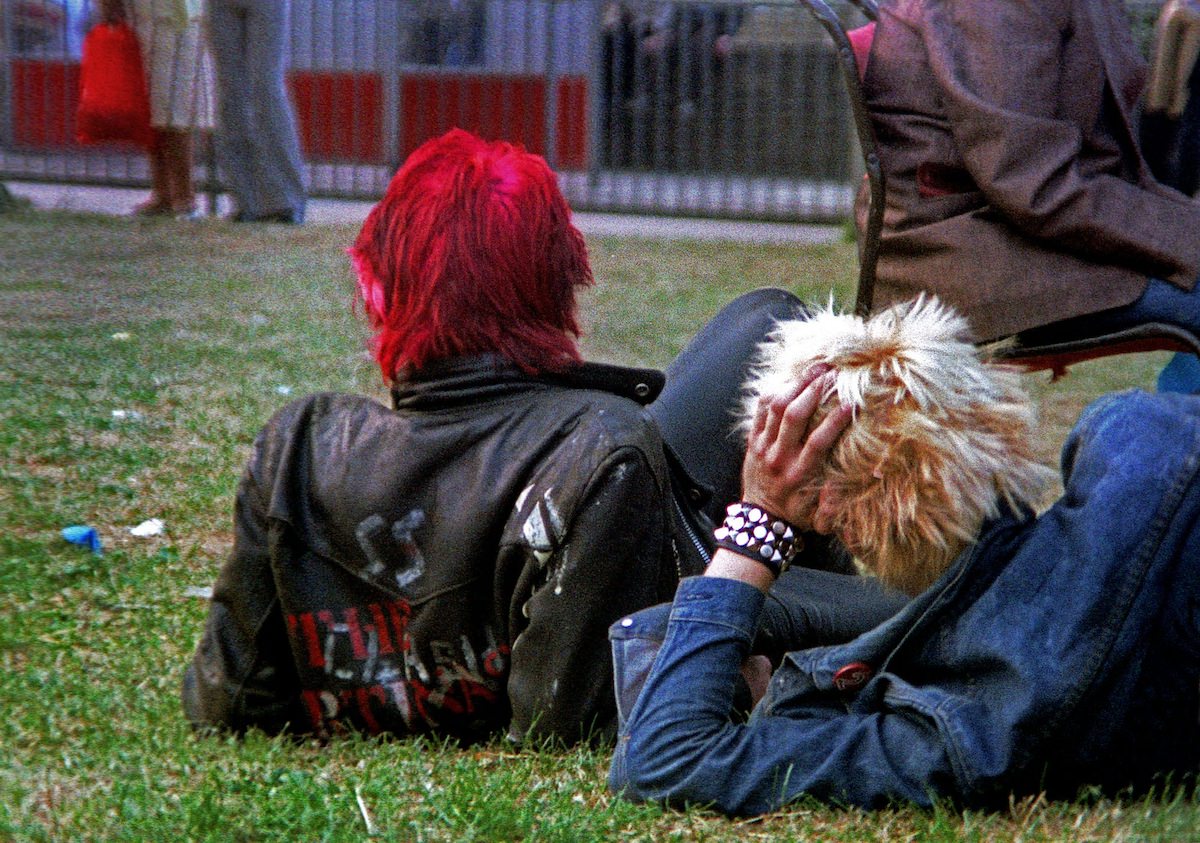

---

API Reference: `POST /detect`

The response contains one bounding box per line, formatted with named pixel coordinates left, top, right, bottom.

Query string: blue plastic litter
left=62, top=525, right=102, bottom=555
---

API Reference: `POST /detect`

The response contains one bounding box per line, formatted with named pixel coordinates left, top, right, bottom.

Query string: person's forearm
left=707, top=367, right=849, bottom=589
left=704, top=547, right=776, bottom=592
left=608, top=575, right=772, bottom=812
left=509, top=449, right=670, bottom=744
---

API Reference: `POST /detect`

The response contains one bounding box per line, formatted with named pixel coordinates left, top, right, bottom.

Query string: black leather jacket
left=182, top=356, right=708, bottom=745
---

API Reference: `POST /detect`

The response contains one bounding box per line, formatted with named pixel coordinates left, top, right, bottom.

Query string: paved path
left=5, top=180, right=842, bottom=246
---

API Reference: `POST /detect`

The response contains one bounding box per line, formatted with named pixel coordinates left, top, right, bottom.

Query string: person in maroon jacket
left=180, top=129, right=875, bottom=746
left=859, top=0, right=1200, bottom=355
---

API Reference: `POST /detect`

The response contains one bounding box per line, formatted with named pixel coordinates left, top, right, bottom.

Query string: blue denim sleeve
left=608, top=576, right=954, bottom=814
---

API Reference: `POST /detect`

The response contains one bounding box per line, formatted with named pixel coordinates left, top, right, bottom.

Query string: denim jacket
left=609, top=390, right=1200, bottom=814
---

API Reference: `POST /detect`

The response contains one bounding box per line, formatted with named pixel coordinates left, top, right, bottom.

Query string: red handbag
left=76, top=22, right=153, bottom=148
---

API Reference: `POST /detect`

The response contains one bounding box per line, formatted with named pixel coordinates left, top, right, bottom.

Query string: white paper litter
left=129, top=518, right=165, bottom=537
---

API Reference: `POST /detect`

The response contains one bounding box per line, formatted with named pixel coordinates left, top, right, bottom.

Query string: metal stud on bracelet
left=712, top=502, right=802, bottom=577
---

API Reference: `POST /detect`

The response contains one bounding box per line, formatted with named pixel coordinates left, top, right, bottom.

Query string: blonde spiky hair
left=742, top=295, right=1054, bottom=595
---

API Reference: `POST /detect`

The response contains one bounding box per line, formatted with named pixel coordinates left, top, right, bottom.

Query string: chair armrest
left=994, top=322, right=1200, bottom=380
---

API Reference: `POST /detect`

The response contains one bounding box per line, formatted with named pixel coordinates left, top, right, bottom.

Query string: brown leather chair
left=798, top=0, right=1200, bottom=380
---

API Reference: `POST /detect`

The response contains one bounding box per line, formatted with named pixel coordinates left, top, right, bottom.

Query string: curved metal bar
left=796, top=0, right=883, bottom=316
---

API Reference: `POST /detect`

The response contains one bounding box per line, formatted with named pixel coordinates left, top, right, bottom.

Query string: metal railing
left=0, top=0, right=1165, bottom=222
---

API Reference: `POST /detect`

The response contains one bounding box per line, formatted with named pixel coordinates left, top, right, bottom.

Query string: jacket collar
left=390, top=354, right=666, bottom=411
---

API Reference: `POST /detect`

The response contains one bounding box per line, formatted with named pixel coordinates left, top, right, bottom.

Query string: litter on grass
left=62, top=525, right=103, bottom=554
left=129, top=518, right=165, bottom=537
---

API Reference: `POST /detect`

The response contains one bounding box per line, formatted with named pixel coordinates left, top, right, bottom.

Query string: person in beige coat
left=99, top=0, right=214, bottom=216
left=861, top=0, right=1200, bottom=358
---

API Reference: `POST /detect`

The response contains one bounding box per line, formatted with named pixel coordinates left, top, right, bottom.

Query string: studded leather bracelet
left=712, top=501, right=802, bottom=578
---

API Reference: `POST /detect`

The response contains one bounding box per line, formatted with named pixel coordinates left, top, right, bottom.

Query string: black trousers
left=648, top=287, right=805, bottom=526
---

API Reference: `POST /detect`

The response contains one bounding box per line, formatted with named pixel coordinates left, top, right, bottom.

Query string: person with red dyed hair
left=349, top=127, right=590, bottom=377
left=181, top=129, right=858, bottom=746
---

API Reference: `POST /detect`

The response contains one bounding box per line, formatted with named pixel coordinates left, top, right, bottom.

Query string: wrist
left=712, top=501, right=802, bottom=578
left=705, top=547, right=777, bottom=593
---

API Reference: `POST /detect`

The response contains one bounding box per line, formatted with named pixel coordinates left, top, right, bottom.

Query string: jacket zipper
left=672, top=491, right=711, bottom=576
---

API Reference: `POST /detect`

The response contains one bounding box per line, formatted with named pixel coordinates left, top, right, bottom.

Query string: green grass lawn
left=1, top=209, right=1196, bottom=841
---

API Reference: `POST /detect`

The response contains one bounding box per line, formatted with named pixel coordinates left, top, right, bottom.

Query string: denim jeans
left=610, top=390, right=1200, bottom=814
left=207, top=0, right=307, bottom=221
left=1105, top=275, right=1200, bottom=337
left=1016, top=273, right=1200, bottom=393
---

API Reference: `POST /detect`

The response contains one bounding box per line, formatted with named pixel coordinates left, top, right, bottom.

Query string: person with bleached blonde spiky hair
left=740, top=295, right=1055, bottom=595
left=610, top=296, right=1200, bottom=815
